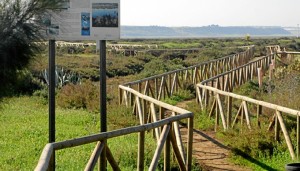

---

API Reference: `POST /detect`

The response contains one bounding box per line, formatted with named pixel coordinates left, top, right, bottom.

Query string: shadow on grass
left=232, top=148, right=277, bottom=171
left=179, top=123, right=277, bottom=171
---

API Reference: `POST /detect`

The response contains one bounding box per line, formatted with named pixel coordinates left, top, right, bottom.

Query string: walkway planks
left=178, top=101, right=251, bottom=171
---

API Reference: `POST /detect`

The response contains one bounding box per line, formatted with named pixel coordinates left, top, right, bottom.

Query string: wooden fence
left=121, top=46, right=255, bottom=103
left=196, top=51, right=300, bottom=160
left=35, top=86, right=193, bottom=171
left=35, top=45, right=254, bottom=170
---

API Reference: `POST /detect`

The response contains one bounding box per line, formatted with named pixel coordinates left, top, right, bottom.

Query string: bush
left=0, top=69, right=45, bottom=97
left=140, top=58, right=184, bottom=78
left=0, top=0, right=62, bottom=94
left=57, top=80, right=99, bottom=112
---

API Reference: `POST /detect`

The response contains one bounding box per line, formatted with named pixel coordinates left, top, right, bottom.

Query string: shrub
left=57, top=80, right=99, bottom=112
left=0, top=69, right=45, bottom=97
left=140, top=58, right=184, bottom=78
left=0, top=0, right=62, bottom=94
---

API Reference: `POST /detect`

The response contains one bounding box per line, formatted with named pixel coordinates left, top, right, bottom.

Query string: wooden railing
left=121, top=46, right=255, bottom=102
left=196, top=50, right=300, bottom=160
left=35, top=45, right=254, bottom=170
left=35, top=86, right=193, bottom=171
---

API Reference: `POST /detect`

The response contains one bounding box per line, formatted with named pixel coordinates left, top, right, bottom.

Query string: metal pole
left=99, top=40, right=107, bottom=171
left=49, top=40, right=56, bottom=170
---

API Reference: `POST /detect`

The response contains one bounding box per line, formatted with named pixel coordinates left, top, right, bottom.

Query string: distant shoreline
left=121, top=25, right=296, bottom=38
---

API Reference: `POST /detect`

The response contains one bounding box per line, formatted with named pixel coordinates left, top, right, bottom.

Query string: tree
left=0, top=0, right=61, bottom=94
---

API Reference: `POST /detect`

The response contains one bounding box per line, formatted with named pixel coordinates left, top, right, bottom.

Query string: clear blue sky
left=121, top=0, right=300, bottom=27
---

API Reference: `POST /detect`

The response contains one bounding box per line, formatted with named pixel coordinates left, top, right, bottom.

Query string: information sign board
left=43, top=0, right=120, bottom=40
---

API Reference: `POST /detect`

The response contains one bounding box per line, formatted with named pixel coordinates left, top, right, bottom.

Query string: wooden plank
left=136, top=97, right=144, bottom=125
left=267, top=114, right=276, bottom=131
left=106, top=146, right=121, bottom=171
left=186, top=117, right=193, bottom=171
left=172, top=113, right=186, bottom=163
left=196, top=87, right=203, bottom=109
left=164, top=126, right=171, bottom=171
left=216, top=94, right=227, bottom=130
left=242, top=101, right=251, bottom=130
left=149, top=124, right=171, bottom=171
left=170, top=129, right=186, bottom=171
left=227, top=96, right=232, bottom=129
left=150, top=103, right=160, bottom=142
left=257, top=105, right=262, bottom=127
left=275, top=114, right=279, bottom=141
left=232, top=103, right=243, bottom=128
left=208, top=99, right=216, bottom=118
left=171, top=73, right=177, bottom=95
left=138, top=131, right=145, bottom=171
left=144, top=80, right=149, bottom=95
left=34, top=144, right=54, bottom=171
left=158, top=77, right=164, bottom=100
left=276, top=110, right=296, bottom=160
left=119, top=88, right=122, bottom=105
left=84, top=141, right=105, bottom=171
left=196, top=85, right=300, bottom=117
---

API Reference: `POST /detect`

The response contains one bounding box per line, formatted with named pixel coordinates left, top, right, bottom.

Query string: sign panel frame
left=43, top=0, right=120, bottom=40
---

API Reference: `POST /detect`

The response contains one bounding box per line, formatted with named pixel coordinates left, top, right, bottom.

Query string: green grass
left=0, top=96, right=99, bottom=170
left=1, top=95, right=195, bottom=170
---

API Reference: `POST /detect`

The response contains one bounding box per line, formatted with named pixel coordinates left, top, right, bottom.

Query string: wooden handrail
left=196, top=49, right=300, bottom=160
left=197, top=84, right=300, bottom=117
left=36, top=45, right=255, bottom=170
left=123, top=46, right=255, bottom=86
left=35, top=112, right=193, bottom=171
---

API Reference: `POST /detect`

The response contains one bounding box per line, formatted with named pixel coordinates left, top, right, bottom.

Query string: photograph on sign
left=81, top=12, right=91, bottom=36
left=92, top=3, right=118, bottom=27
left=42, top=0, right=120, bottom=40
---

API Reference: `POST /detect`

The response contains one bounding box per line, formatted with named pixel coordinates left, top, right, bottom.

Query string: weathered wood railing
left=196, top=51, right=300, bottom=160
left=121, top=46, right=255, bottom=103
left=35, top=45, right=254, bottom=170
left=198, top=54, right=274, bottom=93
left=196, top=84, right=300, bottom=160
left=35, top=86, right=193, bottom=171
left=266, top=45, right=281, bottom=55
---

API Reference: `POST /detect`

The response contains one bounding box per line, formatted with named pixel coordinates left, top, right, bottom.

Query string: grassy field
left=0, top=95, right=166, bottom=170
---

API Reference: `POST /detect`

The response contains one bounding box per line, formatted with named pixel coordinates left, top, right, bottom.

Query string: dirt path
left=177, top=100, right=251, bottom=171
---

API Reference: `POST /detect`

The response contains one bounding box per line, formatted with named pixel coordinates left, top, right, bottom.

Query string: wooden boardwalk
left=181, top=128, right=251, bottom=171
left=36, top=46, right=300, bottom=170
left=177, top=101, right=251, bottom=171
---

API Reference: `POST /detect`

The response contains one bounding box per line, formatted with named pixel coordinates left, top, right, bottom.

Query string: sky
left=121, top=0, right=300, bottom=27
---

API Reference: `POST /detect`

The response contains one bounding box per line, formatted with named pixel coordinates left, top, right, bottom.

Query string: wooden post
left=155, top=78, right=158, bottom=99
left=186, top=117, right=193, bottom=171
left=227, top=96, right=232, bottom=129
left=257, top=68, right=263, bottom=89
left=137, top=131, right=145, bottom=171
left=276, top=111, right=296, bottom=160
left=149, top=125, right=170, bottom=171
left=215, top=97, right=219, bottom=132
left=257, top=105, right=262, bottom=127
left=164, top=126, right=171, bottom=171
left=118, top=88, right=122, bottom=105
left=275, top=114, right=280, bottom=141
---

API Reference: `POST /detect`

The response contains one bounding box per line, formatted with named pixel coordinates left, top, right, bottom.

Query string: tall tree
left=0, top=0, right=61, bottom=93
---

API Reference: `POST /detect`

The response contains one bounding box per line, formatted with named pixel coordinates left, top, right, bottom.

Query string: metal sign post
left=99, top=40, right=107, bottom=170
left=43, top=1, right=120, bottom=169
left=49, top=39, right=56, bottom=170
